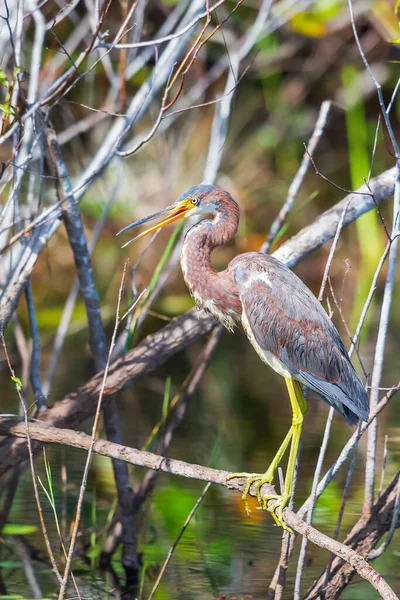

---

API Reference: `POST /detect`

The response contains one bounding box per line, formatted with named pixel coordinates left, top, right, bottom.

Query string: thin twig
left=147, top=482, right=211, bottom=600
left=117, top=67, right=173, bottom=157
left=378, top=434, right=389, bottom=497
left=322, top=427, right=361, bottom=590
left=318, top=197, right=352, bottom=302
left=13, top=537, right=43, bottom=599
left=349, top=240, right=390, bottom=357
left=99, top=0, right=228, bottom=50
left=41, top=0, right=113, bottom=107
left=364, top=185, right=400, bottom=513
left=293, top=185, right=365, bottom=597
left=0, top=333, right=63, bottom=585
left=57, top=261, right=129, bottom=599
left=299, top=382, right=400, bottom=519
left=262, top=100, right=332, bottom=254
left=203, top=0, right=273, bottom=184
left=347, top=0, right=399, bottom=157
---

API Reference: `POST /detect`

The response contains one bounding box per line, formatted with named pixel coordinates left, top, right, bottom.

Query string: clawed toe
left=226, top=472, right=293, bottom=532
left=262, top=493, right=293, bottom=532
left=226, top=472, right=274, bottom=516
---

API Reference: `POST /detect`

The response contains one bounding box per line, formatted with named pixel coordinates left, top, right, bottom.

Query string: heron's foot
left=226, top=471, right=293, bottom=532
left=261, top=492, right=293, bottom=533
left=226, top=471, right=274, bottom=516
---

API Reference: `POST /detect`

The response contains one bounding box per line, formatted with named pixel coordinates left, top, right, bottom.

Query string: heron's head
left=117, top=184, right=228, bottom=247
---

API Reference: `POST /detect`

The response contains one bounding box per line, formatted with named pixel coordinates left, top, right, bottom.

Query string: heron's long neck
left=180, top=203, right=242, bottom=325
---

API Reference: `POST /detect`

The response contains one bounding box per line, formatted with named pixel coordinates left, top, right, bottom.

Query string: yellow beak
left=117, top=199, right=194, bottom=248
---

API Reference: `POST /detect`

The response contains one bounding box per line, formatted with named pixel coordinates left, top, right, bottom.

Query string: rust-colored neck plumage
left=180, top=190, right=242, bottom=329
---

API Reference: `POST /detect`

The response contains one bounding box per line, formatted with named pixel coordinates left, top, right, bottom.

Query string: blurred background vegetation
left=0, top=0, right=399, bottom=597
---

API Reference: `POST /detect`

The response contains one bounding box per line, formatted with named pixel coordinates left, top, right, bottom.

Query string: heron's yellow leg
left=226, top=426, right=294, bottom=515
left=227, top=377, right=308, bottom=529
left=262, top=378, right=308, bottom=530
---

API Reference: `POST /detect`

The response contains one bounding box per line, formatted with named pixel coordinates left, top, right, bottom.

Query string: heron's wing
left=233, top=253, right=369, bottom=424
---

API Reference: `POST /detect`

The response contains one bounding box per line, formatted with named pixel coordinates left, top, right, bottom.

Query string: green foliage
left=312, top=480, right=342, bottom=524
left=162, top=376, right=171, bottom=420
left=0, top=103, right=14, bottom=117
left=37, top=451, right=68, bottom=561
left=0, top=66, right=22, bottom=120
left=342, top=64, right=384, bottom=334
left=0, top=67, right=8, bottom=87
left=10, top=375, right=22, bottom=391
left=36, top=302, right=87, bottom=330
left=291, top=0, right=343, bottom=37
left=1, top=523, right=38, bottom=535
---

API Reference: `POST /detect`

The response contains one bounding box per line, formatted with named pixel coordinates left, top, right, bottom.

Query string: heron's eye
left=191, top=197, right=199, bottom=206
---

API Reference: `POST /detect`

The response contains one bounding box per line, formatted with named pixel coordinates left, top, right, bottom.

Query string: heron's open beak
left=117, top=198, right=194, bottom=248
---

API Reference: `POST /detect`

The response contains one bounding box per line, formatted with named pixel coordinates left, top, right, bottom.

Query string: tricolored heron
left=118, top=184, right=369, bottom=529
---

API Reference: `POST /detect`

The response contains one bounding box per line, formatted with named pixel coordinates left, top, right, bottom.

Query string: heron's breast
left=191, top=290, right=239, bottom=332
left=180, top=247, right=241, bottom=332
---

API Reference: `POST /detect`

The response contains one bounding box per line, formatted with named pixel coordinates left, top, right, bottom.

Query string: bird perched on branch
left=118, top=184, right=369, bottom=529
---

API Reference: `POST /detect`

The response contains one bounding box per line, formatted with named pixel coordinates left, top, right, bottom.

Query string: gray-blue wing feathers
left=232, top=253, right=369, bottom=425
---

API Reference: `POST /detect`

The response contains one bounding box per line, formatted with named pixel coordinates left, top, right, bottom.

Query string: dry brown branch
left=0, top=418, right=398, bottom=600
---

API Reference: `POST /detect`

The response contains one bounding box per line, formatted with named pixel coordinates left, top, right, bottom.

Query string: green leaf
left=10, top=375, right=22, bottom=390
left=162, top=376, right=171, bottom=419
left=0, top=561, right=22, bottom=568
left=0, top=67, right=9, bottom=87
left=2, top=523, right=38, bottom=535
left=0, top=104, right=14, bottom=117
left=291, top=0, right=342, bottom=37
